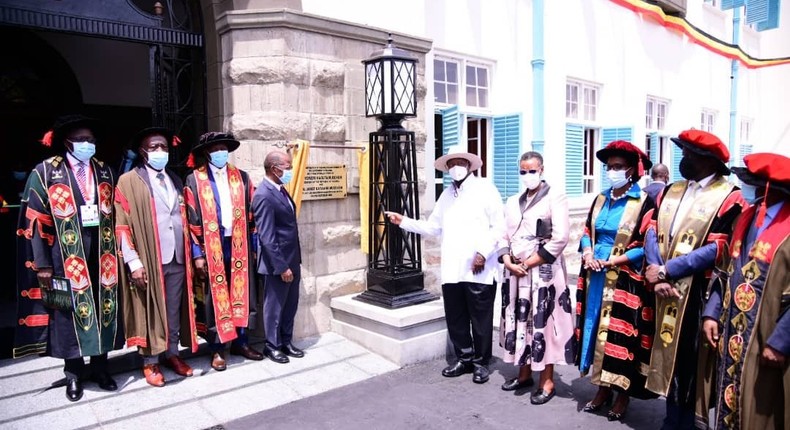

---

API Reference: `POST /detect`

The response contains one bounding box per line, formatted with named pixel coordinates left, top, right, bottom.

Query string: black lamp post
left=355, top=35, right=437, bottom=309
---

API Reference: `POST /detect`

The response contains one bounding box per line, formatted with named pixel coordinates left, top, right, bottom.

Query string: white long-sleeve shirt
left=399, top=174, right=505, bottom=285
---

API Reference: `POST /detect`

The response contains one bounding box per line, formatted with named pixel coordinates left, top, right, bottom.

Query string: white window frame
left=465, top=63, right=490, bottom=109
left=701, top=109, right=717, bottom=133
left=433, top=52, right=494, bottom=115
left=433, top=58, right=459, bottom=105
left=646, top=96, right=670, bottom=131
left=566, top=79, right=600, bottom=122
left=740, top=117, right=753, bottom=145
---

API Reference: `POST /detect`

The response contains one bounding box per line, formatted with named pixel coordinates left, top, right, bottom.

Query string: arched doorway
left=0, top=0, right=207, bottom=358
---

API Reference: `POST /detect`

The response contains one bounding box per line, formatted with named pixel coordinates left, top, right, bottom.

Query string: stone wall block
left=310, top=60, right=345, bottom=89
left=281, top=57, right=310, bottom=85
left=321, top=224, right=361, bottom=248
left=229, top=112, right=311, bottom=141
left=344, top=63, right=365, bottom=90
left=311, top=115, right=346, bottom=142
left=227, top=57, right=282, bottom=85
left=315, top=269, right=367, bottom=302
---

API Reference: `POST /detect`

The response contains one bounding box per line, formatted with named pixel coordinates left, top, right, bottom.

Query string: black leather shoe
left=472, top=366, right=490, bottom=384
left=281, top=343, right=305, bottom=358
left=441, top=362, right=473, bottom=378
left=90, top=373, right=117, bottom=391
left=530, top=388, right=556, bottom=405
left=230, top=344, right=264, bottom=361
left=264, top=347, right=290, bottom=364
left=66, top=378, right=83, bottom=402
left=501, top=377, right=534, bottom=391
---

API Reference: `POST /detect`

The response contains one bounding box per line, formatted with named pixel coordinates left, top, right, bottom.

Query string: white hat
left=434, top=145, right=483, bottom=172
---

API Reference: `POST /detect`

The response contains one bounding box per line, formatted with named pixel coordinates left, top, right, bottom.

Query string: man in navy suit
left=252, top=150, right=304, bottom=364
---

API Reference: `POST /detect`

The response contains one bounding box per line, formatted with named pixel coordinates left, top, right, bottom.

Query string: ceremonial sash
left=586, top=192, right=645, bottom=385
left=178, top=192, right=200, bottom=351
left=194, top=165, right=250, bottom=343
left=45, top=156, right=119, bottom=356
left=647, top=177, right=734, bottom=395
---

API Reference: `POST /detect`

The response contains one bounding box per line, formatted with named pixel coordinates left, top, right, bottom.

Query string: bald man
left=644, top=163, right=669, bottom=202
left=252, top=151, right=304, bottom=364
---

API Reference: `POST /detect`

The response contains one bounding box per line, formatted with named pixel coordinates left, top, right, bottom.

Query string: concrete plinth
left=330, top=293, right=447, bottom=367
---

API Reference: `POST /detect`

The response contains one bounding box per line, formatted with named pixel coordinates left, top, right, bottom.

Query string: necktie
left=280, top=186, right=292, bottom=210
left=76, top=162, right=88, bottom=199
left=156, top=172, right=167, bottom=193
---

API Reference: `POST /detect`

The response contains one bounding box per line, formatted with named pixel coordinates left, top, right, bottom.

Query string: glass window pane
left=448, top=84, right=458, bottom=104
left=570, top=101, right=578, bottom=119
left=700, top=112, right=706, bottom=129
left=478, top=68, right=488, bottom=87
left=435, top=83, right=446, bottom=103
left=571, top=85, right=579, bottom=103
left=478, top=88, right=488, bottom=107
left=466, top=65, right=476, bottom=86
left=446, top=62, right=458, bottom=83
left=433, top=60, right=445, bottom=82
left=467, top=86, right=477, bottom=106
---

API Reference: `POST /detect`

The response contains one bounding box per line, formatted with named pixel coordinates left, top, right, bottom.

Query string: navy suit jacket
left=252, top=178, right=301, bottom=275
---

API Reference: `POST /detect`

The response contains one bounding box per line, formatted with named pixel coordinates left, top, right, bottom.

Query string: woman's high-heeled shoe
left=582, top=390, right=613, bottom=413
left=607, top=396, right=630, bottom=422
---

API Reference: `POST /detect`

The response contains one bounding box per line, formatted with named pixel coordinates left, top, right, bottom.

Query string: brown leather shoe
left=160, top=355, right=194, bottom=377
left=230, top=344, right=264, bottom=361
left=143, top=364, right=165, bottom=387
left=211, top=352, right=227, bottom=371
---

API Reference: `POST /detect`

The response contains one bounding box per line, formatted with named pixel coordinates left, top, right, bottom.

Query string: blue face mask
left=279, top=168, right=293, bottom=185
left=146, top=150, right=169, bottom=171
left=13, top=171, right=27, bottom=181
left=209, top=150, right=229, bottom=168
left=740, top=182, right=761, bottom=205
left=70, top=141, right=96, bottom=163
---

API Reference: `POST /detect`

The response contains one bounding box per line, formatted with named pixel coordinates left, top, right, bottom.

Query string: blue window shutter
left=721, top=0, right=745, bottom=10
left=746, top=0, right=770, bottom=24
left=649, top=132, right=660, bottom=167
left=671, top=144, right=683, bottom=182
left=492, top=114, right=522, bottom=200
left=600, top=127, right=633, bottom=192
left=756, top=0, right=780, bottom=31
left=441, top=105, right=462, bottom=188
left=565, top=123, right=584, bottom=197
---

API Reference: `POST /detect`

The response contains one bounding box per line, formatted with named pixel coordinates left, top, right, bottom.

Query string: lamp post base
left=354, top=289, right=438, bottom=309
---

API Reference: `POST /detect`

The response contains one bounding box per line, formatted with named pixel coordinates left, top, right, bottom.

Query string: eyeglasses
left=66, top=137, right=97, bottom=144
left=604, top=163, right=629, bottom=172
left=519, top=169, right=539, bottom=175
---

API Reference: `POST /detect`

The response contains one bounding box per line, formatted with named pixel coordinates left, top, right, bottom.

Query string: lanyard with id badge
left=81, top=204, right=100, bottom=227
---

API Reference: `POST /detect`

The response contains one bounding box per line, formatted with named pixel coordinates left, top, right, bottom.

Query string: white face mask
left=607, top=169, right=630, bottom=189
left=449, top=165, right=469, bottom=182
left=521, top=172, right=541, bottom=190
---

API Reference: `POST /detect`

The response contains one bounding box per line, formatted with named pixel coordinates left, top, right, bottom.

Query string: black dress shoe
left=472, top=366, right=490, bottom=384
left=582, top=391, right=613, bottom=413
left=501, top=377, right=534, bottom=391
left=230, top=344, right=264, bottom=361
left=530, top=388, right=556, bottom=405
left=66, top=378, right=83, bottom=402
left=90, top=373, right=118, bottom=391
left=281, top=343, right=305, bottom=358
left=441, top=362, right=473, bottom=378
left=264, top=347, right=290, bottom=364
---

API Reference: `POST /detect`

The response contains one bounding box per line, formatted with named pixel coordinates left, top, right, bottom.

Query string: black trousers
left=64, top=354, right=108, bottom=380
left=442, top=281, right=496, bottom=366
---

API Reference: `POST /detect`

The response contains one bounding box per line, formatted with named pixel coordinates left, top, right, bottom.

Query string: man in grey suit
left=252, top=150, right=304, bottom=364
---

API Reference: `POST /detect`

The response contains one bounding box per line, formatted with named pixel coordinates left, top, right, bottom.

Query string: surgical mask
left=607, top=169, right=630, bottom=189
left=521, top=172, right=541, bottom=190
left=279, top=168, right=293, bottom=185
left=740, top=183, right=760, bottom=205
left=70, top=141, right=96, bottom=163
left=13, top=171, right=27, bottom=181
left=209, top=150, right=229, bottom=168
left=449, top=166, right=468, bottom=182
left=146, top=150, right=169, bottom=171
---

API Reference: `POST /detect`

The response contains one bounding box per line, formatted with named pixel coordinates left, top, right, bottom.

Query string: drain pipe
left=728, top=6, right=741, bottom=168
left=531, top=0, right=545, bottom=153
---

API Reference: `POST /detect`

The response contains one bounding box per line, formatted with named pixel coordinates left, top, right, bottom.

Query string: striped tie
left=156, top=172, right=167, bottom=191
left=76, top=162, right=88, bottom=199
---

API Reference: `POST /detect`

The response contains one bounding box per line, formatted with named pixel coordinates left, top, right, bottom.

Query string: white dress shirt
left=65, top=152, right=94, bottom=204
left=209, top=163, right=233, bottom=236
left=399, top=175, right=505, bottom=285
left=671, top=172, right=717, bottom=237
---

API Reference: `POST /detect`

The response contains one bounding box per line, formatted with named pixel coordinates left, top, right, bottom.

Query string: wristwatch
left=657, top=265, right=667, bottom=281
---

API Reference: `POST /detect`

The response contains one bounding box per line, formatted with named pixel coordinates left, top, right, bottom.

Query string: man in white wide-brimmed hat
left=388, top=145, right=504, bottom=384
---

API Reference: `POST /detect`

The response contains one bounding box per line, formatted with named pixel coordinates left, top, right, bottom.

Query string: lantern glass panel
left=365, top=61, right=383, bottom=116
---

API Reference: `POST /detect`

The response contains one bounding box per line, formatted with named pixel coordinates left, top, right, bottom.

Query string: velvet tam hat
left=595, top=140, right=652, bottom=177
left=191, top=132, right=241, bottom=154
left=40, top=114, right=100, bottom=151
left=732, top=152, right=790, bottom=227
left=130, top=126, right=178, bottom=151
left=671, top=129, right=730, bottom=175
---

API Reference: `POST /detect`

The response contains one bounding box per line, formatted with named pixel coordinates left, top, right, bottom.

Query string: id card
left=80, top=204, right=100, bottom=227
